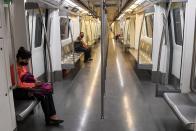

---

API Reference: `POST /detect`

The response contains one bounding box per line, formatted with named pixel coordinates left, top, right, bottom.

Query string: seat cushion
left=164, top=93, right=196, bottom=130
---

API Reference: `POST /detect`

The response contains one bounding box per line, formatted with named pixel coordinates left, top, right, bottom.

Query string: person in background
left=75, top=32, right=93, bottom=63
left=14, top=47, right=64, bottom=126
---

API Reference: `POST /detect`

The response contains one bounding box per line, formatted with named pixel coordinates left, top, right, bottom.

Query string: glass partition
left=60, top=17, right=70, bottom=40
left=129, top=18, right=135, bottom=48
left=145, top=15, right=153, bottom=38
left=138, top=14, right=154, bottom=69
left=126, top=19, right=131, bottom=45
left=34, top=14, right=43, bottom=48
left=173, top=8, right=183, bottom=46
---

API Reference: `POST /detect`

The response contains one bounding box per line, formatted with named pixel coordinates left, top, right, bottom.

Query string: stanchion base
left=101, top=115, right=104, bottom=119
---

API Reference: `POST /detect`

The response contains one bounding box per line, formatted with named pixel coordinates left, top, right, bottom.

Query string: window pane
left=173, top=8, right=183, bottom=46
left=60, top=18, right=70, bottom=40
left=145, top=15, right=153, bottom=38
left=35, top=15, right=43, bottom=48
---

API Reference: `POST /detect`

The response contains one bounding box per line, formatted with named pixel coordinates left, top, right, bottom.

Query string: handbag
left=21, top=72, right=36, bottom=83
left=21, top=72, right=53, bottom=96
left=30, top=83, right=53, bottom=96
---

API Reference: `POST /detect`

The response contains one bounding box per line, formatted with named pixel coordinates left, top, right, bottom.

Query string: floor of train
left=17, top=36, right=187, bottom=131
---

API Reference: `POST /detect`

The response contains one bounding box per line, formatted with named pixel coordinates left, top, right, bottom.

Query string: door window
left=34, top=14, right=43, bottom=48
left=60, top=17, right=70, bottom=40
left=173, top=8, right=183, bottom=46
left=145, top=15, right=154, bottom=38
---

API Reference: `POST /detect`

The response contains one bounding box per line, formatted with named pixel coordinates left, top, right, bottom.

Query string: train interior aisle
left=17, top=33, right=185, bottom=131
left=1, top=0, right=196, bottom=131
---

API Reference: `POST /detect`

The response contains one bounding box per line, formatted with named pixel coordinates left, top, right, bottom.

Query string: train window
left=173, top=8, right=183, bottom=46
left=127, top=20, right=131, bottom=42
left=60, top=17, right=70, bottom=40
left=145, top=15, right=153, bottom=38
left=34, top=15, right=43, bottom=48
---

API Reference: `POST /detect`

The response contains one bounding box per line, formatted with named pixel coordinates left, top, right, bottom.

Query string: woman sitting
left=14, top=47, right=63, bottom=126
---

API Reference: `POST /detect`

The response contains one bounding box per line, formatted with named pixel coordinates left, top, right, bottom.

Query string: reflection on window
left=35, top=15, right=43, bottom=48
left=60, top=17, right=70, bottom=40
left=145, top=15, right=153, bottom=38
left=173, top=8, right=183, bottom=46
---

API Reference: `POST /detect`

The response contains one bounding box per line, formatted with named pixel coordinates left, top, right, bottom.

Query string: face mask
left=19, top=62, right=28, bottom=66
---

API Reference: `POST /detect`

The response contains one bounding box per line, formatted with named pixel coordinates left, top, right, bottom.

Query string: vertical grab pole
left=104, top=9, right=107, bottom=95
left=101, top=0, right=105, bottom=119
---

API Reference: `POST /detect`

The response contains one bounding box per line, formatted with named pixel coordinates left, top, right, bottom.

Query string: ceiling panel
left=73, top=0, right=132, bottom=22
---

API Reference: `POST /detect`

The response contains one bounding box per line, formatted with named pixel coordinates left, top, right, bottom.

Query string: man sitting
left=75, top=32, right=93, bottom=63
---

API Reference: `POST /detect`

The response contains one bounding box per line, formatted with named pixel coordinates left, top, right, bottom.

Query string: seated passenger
left=14, top=47, right=64, bottom=126
left=75, top=32, right=93, bottom=63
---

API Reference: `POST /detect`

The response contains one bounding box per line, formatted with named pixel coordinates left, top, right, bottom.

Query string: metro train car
left=0, top=0, right=196, bottom=131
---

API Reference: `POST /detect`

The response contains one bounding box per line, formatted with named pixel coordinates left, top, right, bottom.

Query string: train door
left=27, top=10, right=45, bottom=78
left=169, top=3, right=186, bottom=88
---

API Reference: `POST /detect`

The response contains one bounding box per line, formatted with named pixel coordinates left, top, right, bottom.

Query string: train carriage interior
left=1, top=0, right=196, bottom=131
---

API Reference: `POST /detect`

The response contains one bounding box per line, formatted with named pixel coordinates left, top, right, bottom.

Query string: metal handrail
left=101, top=0, right=107, bottom=119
